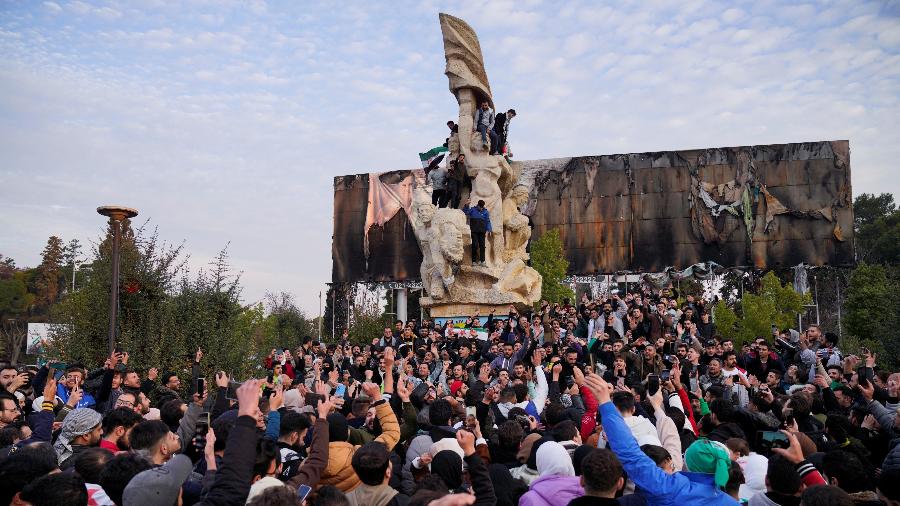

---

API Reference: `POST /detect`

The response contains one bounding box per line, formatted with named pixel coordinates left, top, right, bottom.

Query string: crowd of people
left=1, top=289, right=898, bottom=506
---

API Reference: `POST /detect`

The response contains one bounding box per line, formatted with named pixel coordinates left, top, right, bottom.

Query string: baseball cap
left=123, top=454, right=193, bottom=506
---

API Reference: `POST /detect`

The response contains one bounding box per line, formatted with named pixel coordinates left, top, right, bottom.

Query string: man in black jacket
left=493, top=109, right=516, bottom=155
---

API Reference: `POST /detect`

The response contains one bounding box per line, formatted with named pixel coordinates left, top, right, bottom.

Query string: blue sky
left=2, top=0, right=899, bottom=315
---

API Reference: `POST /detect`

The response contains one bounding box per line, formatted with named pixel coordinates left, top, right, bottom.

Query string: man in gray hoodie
left=474, top=101, right=497, bottom=154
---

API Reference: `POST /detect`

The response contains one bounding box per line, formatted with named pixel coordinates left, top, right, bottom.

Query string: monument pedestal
left=425, top=303, right=519, bottom=318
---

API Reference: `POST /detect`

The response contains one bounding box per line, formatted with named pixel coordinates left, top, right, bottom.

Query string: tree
left=36, top=236, right=65, bottom=308
left=323, top=283, right=352, bottom=339
left=713, top=272, right=811, bottom=345
left=854, top=193, right=895, bottom=229
left=844, top=263, right=900, bottom=369
left=264, top=291, right=316, bottom=350
left=530, top=228, right=572, bottom=303
left=854, top=193, right=900, bottom=264
left=63, top=238, right=83, bottom=292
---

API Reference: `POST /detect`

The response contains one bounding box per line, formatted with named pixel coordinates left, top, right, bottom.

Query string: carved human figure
left=410, top=198, right=437, bottom=294
left=502, top=185, right=531, bottom=262
left=425, top=209, right=471, bottom=300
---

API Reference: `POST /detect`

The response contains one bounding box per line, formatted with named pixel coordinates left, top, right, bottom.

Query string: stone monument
left=413, top=14, right=542, bottom=317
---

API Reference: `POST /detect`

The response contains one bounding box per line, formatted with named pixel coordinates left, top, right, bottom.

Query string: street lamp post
left=97, top=206, right=138, bottom=355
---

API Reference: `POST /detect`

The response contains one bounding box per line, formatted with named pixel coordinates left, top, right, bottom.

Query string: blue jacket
left=57, top=383, right=97, bottom=409
left=598, top=402, right=738, bottom=506
left=463, top=205, right=492, bottom=233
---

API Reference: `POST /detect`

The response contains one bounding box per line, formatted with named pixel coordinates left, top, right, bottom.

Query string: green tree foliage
left=530, top=228, right=573, bottom=303
left=263, top=291, right=317, bottom=350
left=854, top=193, right=900, bottom=264
left=36, top=236, right=65, bottom=308
left=51, top=224, right=305, bottom=380
left=713, top=272, right=811, bottom=345
left=844, top=263, right=900, bottom=369
left=349, top=288, right=389, bottom=345
left=323, top=283, right=351, bottom=339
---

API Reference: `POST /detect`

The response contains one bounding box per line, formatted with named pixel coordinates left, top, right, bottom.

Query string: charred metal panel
left=332, top=140, right=853, bottom=282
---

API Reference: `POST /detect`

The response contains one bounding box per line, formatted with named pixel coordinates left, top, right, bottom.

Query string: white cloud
left=1, top=0, right=898, bottom=314
left=721, top=8, right=744, bottom=23
left=43, top=1, right=62, bottom=14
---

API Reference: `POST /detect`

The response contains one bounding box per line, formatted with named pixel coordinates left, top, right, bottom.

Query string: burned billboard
left=332, top=140, right=854, bottom=283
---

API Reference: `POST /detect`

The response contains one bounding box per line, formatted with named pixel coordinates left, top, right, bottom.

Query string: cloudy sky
left=2, top=0, right=899, bottom=315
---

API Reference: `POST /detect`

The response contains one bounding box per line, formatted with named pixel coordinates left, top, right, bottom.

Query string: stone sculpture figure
left=413, top=13, right=541, bottom=315
left=502, top=185, right=531, bottom=263
left=425, top=208, right=471, bottom=300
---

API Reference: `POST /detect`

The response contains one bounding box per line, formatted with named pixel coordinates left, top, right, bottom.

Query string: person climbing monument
left=474, top=100, right=498, bottom=154
left=463, top=198, right=492, bottom=266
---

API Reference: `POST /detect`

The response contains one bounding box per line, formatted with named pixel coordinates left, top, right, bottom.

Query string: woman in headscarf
left=519, top=441, right=585, bottom=506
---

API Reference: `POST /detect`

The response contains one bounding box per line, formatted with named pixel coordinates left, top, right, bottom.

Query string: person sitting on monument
left=463, top=199, right=492, bottom=267
left=474, top=100, right=498, bottom=154
left=443, top=120, right=457, bottom=148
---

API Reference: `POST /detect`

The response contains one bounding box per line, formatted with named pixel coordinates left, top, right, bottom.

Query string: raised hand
left=572, top=365, right=585, bottom=386
left=456, top=429, right=476, bottom=456
left=269, top=385, right=284, bottom=411
left=67, top=385, right=83, bottom=407
left=204, top=427, right=217, bottom=470
left=771, top=430, right=804, bottom=464
left=361, top=381, right=383, bottom=401
left=552, top=363, right=563, bottom=379
left=384, top=347, right=396, bottom=369
left=317, top=395, right=335, bottom=419
left=42, top=377, right=57, bottom=403
left=531, top=348, right=543, bottom=368
left=148, top=367, right=159, bottom=381
left=584, top=374, right=613, bottom=405
left=193, top=383, right=208, bottom=407
left=237, top=379, right=263, bottom=418
left=195, top=348, right=203, bottom=364
left=215, top=371, right=229, bottom=388
left=396, top=377, right=412, bottom=403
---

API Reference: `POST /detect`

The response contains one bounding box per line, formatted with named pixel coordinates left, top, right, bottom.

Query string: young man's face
left=766, top=371, right=779, bottom=386
left=65, top=371, right=84, bottom=389
left=480, top=102, right=489, bottom=110
left=504, top=344, right=514, bottom=358
left=0, top=368, right=17, bottom=389
left=0, top=398, right=19, bottom=425
left=513, top=364, right=525, bottom=376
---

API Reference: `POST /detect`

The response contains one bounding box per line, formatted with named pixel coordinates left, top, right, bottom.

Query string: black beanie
left=327, top=413, right=349, bottom=442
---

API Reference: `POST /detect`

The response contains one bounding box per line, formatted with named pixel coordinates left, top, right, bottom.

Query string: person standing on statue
left=428, top=163, right=449, bottom=207
left=463, top=198, right=492, bottom=266
left=493, top=108, right=516, bottom=155
left=447, top=153, right=467, bottom=208
left=474, top=101, right=498, bottom=154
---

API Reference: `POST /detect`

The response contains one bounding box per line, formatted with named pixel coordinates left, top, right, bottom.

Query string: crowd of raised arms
left=1, top=290, right=898, bottom=506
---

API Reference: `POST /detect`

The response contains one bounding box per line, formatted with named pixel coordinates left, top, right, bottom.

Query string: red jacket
left=263, top=357, right=295, bottom=379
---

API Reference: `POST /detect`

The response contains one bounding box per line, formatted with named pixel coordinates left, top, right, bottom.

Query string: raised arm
left=586, top=374, right=684, bottom=498
left=287, top=398, right=334, bottom=489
